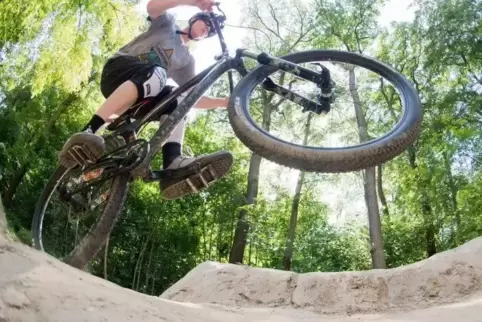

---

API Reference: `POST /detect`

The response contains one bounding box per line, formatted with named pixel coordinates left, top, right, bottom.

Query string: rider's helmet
left=186, top=12, right=225, bottom=40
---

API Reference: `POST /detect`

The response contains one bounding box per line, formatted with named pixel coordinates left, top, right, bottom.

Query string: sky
left=135, top=0, right=417, bottom=224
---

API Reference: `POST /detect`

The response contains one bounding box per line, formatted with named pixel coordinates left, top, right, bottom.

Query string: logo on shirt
left=164, top=49, right=173, bottom=61
left=153, top=46, right=174, bottom=68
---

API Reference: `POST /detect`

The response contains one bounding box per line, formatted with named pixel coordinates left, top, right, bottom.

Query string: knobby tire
left=228, top=49, right=422, bottom=173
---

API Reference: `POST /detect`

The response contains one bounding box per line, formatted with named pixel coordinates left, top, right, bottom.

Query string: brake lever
left=213, top=1, right=227, bottom=17
left=311, top=63, right=335, bottom=97
left=307, top=63, right=335, bottom=114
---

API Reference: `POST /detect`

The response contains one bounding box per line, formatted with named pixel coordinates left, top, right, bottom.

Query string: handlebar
left=212, top=2, right=225, bottom=16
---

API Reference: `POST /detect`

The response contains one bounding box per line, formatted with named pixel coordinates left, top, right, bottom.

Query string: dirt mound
left=161, top=237, right=482, bottom=314
left=1, top=230, right=482, bottom=321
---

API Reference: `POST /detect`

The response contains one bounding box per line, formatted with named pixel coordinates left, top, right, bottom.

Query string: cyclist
left=58, top=0, right=233, bottom=200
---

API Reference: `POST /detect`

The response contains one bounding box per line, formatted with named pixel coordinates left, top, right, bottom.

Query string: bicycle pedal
left=185, top=164, right=217, bottom=192
left=200, top=164, right=217, bottom=182
left=68, top=144, right=98, bottom=167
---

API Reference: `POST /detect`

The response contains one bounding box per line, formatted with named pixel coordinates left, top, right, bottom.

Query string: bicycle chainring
left=57, top=138, right=149, bottom=209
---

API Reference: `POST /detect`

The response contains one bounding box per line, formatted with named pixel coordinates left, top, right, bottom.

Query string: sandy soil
left=1, top=228, right=482, bottom=321
left=161, top=237, right=482, bottom=314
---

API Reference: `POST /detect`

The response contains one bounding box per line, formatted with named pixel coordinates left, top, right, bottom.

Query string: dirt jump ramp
left=1, top=232, right=482, bottom=321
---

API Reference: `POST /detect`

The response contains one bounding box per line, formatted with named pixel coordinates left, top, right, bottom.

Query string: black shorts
left=100, top=55, right=162, bottom=104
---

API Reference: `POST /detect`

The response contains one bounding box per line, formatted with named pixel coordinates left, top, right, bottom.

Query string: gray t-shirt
left=114, top=12, right=195, bottom=87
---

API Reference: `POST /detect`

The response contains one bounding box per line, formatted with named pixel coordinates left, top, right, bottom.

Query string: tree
left=314, top=0, right=387, bottom=268
left=0, top=194, right=6, bottom=237
left=282, top=113, right=313, bottom=270
left=229, top=0, right=316, bottom=264
left=374, top=0, right=481, bottom=261
left=0, top=0, right=143, bottom=215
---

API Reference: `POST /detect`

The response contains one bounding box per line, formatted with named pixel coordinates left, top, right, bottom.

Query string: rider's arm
left=171, top=56, right=228, bottom=110
left=195, top=97, right=228, bottom=109
left=147, top=0, right=193, bottom=19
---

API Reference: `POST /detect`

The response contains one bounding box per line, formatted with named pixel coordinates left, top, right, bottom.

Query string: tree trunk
left=348, top=67, right=386, bottom=269
left=63, top=210, right=71, bottom=255
left=376, top=164, right=390, bottom=218
left=421, top=193, right=437, bottom=257
left=443, top=150, right=460, bottom=229
left=144, top=241, right=155, bottom=293
left=282, top=113, right=312, bottom=271
left=3, top=163, right=29, bottom=208
left=229, top=210, right=235, bottom=251
left=150, top=264, right=158, bottom=295
left=229, top=153, right=262, bottom=264
left=254, top=234, right=258, bottom=265
left=0, top=194, right=7, bottom=238
left=377, top=164, right=395, bottom=267
left=208, top=215, right=214, bottom=259
left=229, top=93, right=274, bottom=264
left=131, top=244, right=142, bottom=290
left=407, top=147, right=437, bottom=257
left=248, top=235, right=252, bottom=265
left=364, top=168, right=386, bottom=268
left=384, top=72, right=436, bottom=256
left=103, top=235, right=110, bottom=280
left=136, top=241, right=149, bottom=291
left=217, top=222, right=222, bottom=262
left=74, top=220, right=80, bottom=247
left=132, top=235, right=151, bottom=290
left=202, top=208, right=208, bottom=260
left=283, top=171, right=306, bottom=271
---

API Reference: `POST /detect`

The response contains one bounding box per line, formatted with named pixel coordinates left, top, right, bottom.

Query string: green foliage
left=293, top=193, right=371, bottom=272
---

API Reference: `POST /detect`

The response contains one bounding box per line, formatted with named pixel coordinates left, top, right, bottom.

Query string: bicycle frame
left=110, top=5, right=327, bottom=181
left=123, top=53, right=248, bottom=180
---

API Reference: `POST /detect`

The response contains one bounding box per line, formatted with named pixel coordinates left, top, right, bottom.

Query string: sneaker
left=58, top=131, right=105, bottom=169
left=160, top=150, right=233, bottom=200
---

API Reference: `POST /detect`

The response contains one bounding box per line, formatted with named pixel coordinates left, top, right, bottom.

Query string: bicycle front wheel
left=228, top=49, right=422, bottom=173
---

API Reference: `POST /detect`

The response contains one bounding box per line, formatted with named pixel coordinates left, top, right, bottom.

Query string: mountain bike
left=31, top=2, right=422, bottom=268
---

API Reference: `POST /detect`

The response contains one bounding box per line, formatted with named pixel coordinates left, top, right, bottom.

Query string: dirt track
left=1, top=231, right=482, bottom=322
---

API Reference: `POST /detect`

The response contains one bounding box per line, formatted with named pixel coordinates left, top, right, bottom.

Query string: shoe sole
left=161, top=151, right=233, bottom=200
left=58, top=133, right=105, bottom=169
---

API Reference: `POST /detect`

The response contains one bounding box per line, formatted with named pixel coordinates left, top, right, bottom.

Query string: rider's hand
left=190, top=0, right=213, bottom=11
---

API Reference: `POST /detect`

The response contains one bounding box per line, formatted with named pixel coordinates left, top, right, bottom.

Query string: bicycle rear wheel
left=228, top=50, right=422, bottom=173
left=31, top=134, right=135, bottom=269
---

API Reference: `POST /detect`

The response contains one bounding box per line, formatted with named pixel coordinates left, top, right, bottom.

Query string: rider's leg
left=158, top=113, right=234, bottom=200
left=98, top=81, right=139, bottom=123
left=58, top=56, right=167, bottom=169
left=161, top=115, right=186, bottom=169
left=58, top=54, right=233, bottom=200
left=82, top=80, right=139, bottom=134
